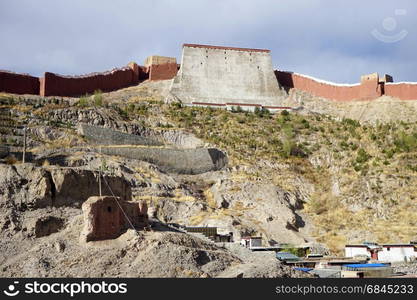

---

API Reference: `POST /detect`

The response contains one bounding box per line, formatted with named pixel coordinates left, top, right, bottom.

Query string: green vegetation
left=93, top=90, right=103, bottom=107
left=281, top=245, right=307, bottom=257
left=163, top=105, right=321, bottom=164
left=394, top=131, right=417, bottom=152
left=160, top=104, right=417, bottom=174
left=78, top=95, right=90, bottom=107
left=77, top=91, right=103, bottom=108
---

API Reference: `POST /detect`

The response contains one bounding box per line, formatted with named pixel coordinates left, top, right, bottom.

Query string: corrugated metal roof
left=294, top=267, right=313, bottom=272
left=344, top=263, right=389, bottom=269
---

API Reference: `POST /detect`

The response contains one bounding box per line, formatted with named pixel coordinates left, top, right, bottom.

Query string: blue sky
left=1, top=0, right=416, bottom=83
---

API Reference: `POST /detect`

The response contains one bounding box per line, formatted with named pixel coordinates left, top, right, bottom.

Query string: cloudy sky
left=1, top=0, right=416, bottom=83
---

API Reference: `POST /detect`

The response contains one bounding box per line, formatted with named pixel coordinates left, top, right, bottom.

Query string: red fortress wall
left=0, top=58, right=175, bottom=97
left=148, top=63, right=179, bottom=81
left=275, top=71, right=383, bottom=101
left=2, top=51, right=416, bottom=101
left=384, top=83, right=417, bottom=100
left=144, top=55, right=179, bottom=81
left=40, top=63, right=144, bottom=97
left=0, top=70, right=39, bottom=95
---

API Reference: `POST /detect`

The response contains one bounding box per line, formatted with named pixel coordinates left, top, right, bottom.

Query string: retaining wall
left=275, top=71, right=382, bottom=101
left=98, top=146, right=228, bottom=174
left=0, top=70, right=39, bottom=95
left=384, top=83, right=417, bottom=100
left=79, top=124, right=163, bottom=146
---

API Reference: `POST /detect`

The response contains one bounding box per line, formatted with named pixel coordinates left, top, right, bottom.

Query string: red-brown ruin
left=80, top=196, right=148, bottom=242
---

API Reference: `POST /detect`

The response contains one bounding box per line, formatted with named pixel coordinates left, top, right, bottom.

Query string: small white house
left=345, top=243, right=417, bottom=262
left=378, top=244, right=417, bottom=263
left=345, top=243, right=381, bottom=260
left=241, top=236, right=262, bottom=248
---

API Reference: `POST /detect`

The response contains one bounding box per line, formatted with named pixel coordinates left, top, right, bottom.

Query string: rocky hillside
left=0, top=79, right=416, bottom=278
left=0, top=162, right=306, bottom=278
left=162, top=102, right=417, bottom=252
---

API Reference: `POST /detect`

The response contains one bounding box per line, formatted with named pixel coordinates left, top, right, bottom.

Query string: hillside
left=1, top=79, right=416, bottom=279
left=163, top=100, right=417, bottom=252
left=282, top=89, right=417, bottom=124
left=102, top=80, right=417, bottom=252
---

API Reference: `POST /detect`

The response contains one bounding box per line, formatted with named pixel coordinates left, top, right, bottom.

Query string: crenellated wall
left=0, top=70, right=40, bottom=95
left=384, top=83, right=417, bottom=100
left=275, top=71, right=383, bottom=101
left=40, top=64, right=140, bottom=97
left=1, top=44, right=417, bottom=101
left=0, top=63, right=152, bottom=97
left=0, top=59, right=176, bottom=97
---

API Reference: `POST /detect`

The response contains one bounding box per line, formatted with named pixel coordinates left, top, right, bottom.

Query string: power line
left=100, top=173, right=140, bottom=237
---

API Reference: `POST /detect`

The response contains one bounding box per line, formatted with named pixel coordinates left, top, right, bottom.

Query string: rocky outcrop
left=0, top=164, right=131, bottom=210
left=130, top=232, right=239, bottom=277
left=149, top=175, right=312, bottom=246
left=18, top=207, right=80, bottom=239
left=207, top=180, right=308, bottom=244
left=50, top=167, right=131, bottom=207
left=0, top=164, right=54, bottom=209
left=28, top=216, right=65, bottom=238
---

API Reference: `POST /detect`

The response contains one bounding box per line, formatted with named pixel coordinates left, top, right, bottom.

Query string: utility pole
left=22, top=126, right=27, bottom=164
left=99, top=146, right=102, bottom=197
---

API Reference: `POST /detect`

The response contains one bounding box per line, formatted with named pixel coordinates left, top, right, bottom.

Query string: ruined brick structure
left=80, top=196, right=148, bottom=242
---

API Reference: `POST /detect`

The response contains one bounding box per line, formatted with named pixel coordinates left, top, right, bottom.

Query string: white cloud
left=0, top=0, right=416, bottom=82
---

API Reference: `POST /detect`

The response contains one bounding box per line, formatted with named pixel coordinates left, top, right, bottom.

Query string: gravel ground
left=393, top=262, right=417, bottom=274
